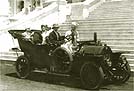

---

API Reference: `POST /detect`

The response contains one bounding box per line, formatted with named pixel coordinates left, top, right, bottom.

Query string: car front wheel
left=80, top=62, right=104, bottom=90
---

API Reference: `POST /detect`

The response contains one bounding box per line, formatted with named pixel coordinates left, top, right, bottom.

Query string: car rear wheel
left=16, top=55, right=31, bottom=79
left=80, top=62, right=104, bottom=90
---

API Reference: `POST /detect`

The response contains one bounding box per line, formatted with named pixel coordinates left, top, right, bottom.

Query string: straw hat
left=71, top=22, right=79, bottom=28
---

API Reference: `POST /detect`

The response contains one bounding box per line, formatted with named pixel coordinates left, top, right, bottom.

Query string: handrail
left=67, top=0, right=105, bottom=20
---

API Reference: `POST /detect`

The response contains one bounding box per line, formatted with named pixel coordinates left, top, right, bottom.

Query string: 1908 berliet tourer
left=9, top=29, right=131, bottom=90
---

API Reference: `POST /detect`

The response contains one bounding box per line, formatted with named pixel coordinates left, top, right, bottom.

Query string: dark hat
left=41, top=25, right=48, bottom=28
left=52, top=24, right=59, bottom=29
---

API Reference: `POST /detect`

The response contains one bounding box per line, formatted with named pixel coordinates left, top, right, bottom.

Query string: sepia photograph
left=0, top=0, right=134, bottom=91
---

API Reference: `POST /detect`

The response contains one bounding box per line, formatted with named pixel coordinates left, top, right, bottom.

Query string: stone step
left=88, top=16, right=133, bottom=19
left=73, top=17, right=134, bottom=22
left=104, top=40, right=134, bottom=44
left=95, top=34, right=134, bottom=37
left=61, top=32, right=134, bottom=37
left=61, top=27, right=134, bottom=31
left=90, top=12, right=133, bottom=15
left=63, top=20, right=134, bottom=24
left=129, top=65, right=134, bottom=71
left=108, top=45, right=134, bottom=50
left=112, top=49, right=134, bottom=53
left=79, top=34, right=134, bottom=39
left=100, top=7, right=134, bottom=10
left=0, top=56, right=17, bottom=61
left=77, top=37, right=134, bottom=42
left=0, top=51, right=23, bottom=61
left=101, top=1, right=134, bottom=7
left=103, top=1, right=134, bottom=5
left=60, top=26, right=134, bottom=31
left=0, top=51, right=23, bottom=56
left=95, top=7, right=134, bottom=10
left=76, top=24, right=134, bottom=28
left=78, top=36, right=134, bottom=41
left=88, top=16, right=133, bottom=20
left=122, top=54, right=134, bottom=59
left=88, top=15, right=133, bottom=18
left=79, top=32, right=134, bottom=40
left=100, top=5, right=134, bottom=9
left=99, top=7, right=134, bottom=10
left=66, top=37, right=134, bottom=42
left=61, top=24, right=134, bottom=29
left=95, top=7, right=134, bottom=11
left=60, top=30, right=134, bottom=36
left=124, top=59, right=134, bottom=65
left=78, top=30, right=133, bottom=34
left=102, top=41, right=134, bottom=45
left=64, top=21, right=134, bottom=25
left=91, top=10, right=134, bottom=14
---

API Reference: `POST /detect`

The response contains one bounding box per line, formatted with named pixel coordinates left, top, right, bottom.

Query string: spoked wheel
left=80, top=62, right=104, bottom=90
left=111, top=56, right=131, bottom=84
left=103, top=53, right=112, bottom=67
left=16, top=55, right=31, bottom=79
left=103, top=46, right=112, bottom=67
left=53, top=47, right=73, bottom=73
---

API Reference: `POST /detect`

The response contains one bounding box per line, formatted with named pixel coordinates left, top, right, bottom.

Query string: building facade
left=8, top=0, right=85, bottom=16
left=8, top=0, right=44, bottom=15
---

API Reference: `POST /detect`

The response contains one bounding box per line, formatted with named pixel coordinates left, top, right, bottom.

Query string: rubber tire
left=80, top=62, right=104, bottom=90
left=53, top=47, right=73, bottom=73
left=16, top=55, right=31, bottom=79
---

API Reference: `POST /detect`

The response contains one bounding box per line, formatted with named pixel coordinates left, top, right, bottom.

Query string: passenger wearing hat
left=65, top=22, right=79, bottom=43
left=64, top=22, right=80, bottom=53
left=41, top=24, right=52, bottom=44
left=48, top=24, right=64, bottom=47
left=22, top=28, right=32, bottom=39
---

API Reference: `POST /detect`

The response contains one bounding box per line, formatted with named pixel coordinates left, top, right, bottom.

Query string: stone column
left=56, top=0, right=67, bottom=23
left=23, top=0, right=31, bottom=14
left=14, top=0, right=17, bottom=14
left=40, top=0, right=43, bottom=8
left=30, top=0, right=36, bottom=11
left=9, top=0, right=15, bottom=16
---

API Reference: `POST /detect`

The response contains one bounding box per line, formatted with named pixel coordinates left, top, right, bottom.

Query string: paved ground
left=0, top=60, right=133, bottom=91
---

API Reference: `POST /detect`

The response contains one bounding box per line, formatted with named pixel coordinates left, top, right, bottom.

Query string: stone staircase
left=0, top=51, right=24, bottom=61
left=0, top=0, right=134, bottom=71
left=59, top=0, right=134, bottom=70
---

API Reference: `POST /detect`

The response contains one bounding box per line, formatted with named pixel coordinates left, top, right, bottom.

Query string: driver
left=63, top=22, right=80, bottom=53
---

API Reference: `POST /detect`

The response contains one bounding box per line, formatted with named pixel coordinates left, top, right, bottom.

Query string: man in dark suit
left=48, top=24, right=64, bottom=46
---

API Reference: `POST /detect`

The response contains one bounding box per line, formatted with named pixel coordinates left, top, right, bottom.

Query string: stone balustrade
left=67, top=0, right=105, bottom=20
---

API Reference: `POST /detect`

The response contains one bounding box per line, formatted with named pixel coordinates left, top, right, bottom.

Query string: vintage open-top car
left=8, top=29, right=131, bottom=90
